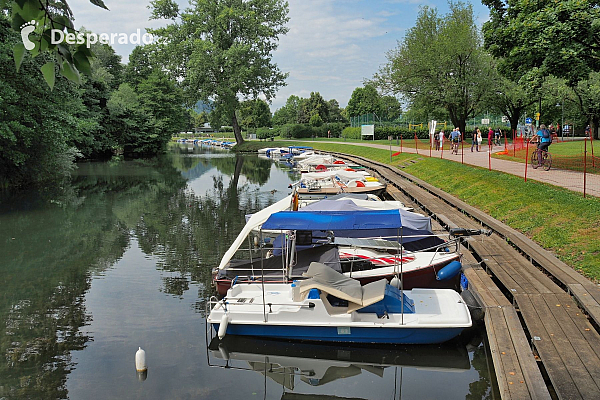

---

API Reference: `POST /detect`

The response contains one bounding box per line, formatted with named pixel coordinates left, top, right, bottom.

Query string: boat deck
left=333, top=153, right=600, bottom=400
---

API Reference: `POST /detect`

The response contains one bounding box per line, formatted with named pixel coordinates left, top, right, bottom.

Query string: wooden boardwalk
left=335, top=153, right=600, bottom=400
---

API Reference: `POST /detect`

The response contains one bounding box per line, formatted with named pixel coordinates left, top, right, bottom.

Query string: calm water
left=0, top=144, right=498, bottom=399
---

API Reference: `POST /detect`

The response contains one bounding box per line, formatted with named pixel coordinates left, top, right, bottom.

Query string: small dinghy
left=207, top=262, right=472, bottom=344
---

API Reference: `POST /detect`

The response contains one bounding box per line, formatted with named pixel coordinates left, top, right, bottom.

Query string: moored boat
left=213, top=206, right=475, bottom=296
left=207, top=262, right=472, bottom=344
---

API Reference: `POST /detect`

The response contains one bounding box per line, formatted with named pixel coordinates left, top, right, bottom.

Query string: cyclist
left=450, top=128, right=461, bottom=154
left=529, top=123, right=552, bottom=166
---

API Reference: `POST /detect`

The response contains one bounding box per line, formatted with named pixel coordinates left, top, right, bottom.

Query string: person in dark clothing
left=471, top=127, right=479, bottom=152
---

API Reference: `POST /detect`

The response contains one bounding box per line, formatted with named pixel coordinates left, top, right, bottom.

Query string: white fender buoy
left=135, top=347, right=147, bottom=372
left=218, top=314, right=229, bottom=339
left=390, top=276, right=401, bottom=288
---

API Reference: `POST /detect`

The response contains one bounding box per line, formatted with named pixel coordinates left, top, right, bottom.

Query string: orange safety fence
left=392, top=132, right=597, bottom=197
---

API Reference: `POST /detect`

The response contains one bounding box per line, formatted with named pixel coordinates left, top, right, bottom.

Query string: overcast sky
left=71, top=0, right=490, bottom=111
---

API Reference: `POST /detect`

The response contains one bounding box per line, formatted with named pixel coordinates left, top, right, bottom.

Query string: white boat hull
left=208, top=283, right=472, bottom=344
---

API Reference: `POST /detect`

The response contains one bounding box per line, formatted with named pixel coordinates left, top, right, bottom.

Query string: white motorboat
left=207, top=261, right=472, bottom=344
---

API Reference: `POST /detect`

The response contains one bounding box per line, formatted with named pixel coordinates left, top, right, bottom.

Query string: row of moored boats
left=207, top=146, right=490, bottom=345
left=177, top=138, right=236, bottom=148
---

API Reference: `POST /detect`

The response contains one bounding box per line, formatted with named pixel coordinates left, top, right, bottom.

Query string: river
left=0, top=144, right=498, bottom=399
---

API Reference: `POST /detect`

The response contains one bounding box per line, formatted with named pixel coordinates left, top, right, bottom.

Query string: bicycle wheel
left=531, top=151, right=539, bottom=169
left=542, top=151, right=552, bottom=171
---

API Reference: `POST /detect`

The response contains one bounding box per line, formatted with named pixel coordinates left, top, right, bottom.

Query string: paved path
left=316, top=141, right=600, bottom=198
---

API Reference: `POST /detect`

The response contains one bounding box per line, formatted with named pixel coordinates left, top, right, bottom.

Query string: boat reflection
left=208, top=334, right=471, bottom=391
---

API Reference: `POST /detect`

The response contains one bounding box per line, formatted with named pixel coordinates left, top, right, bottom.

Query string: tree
left=239, top=99, right=272, bottom=129
left=480, top=67, right=536, bottom=132
left=379, top=95, right=402, bottom=121
left=5, top=0, right=109, bottom=87
left=272, top=95, right=301, bottom=125
left=0, top=16, right=83, bottom=187
left=149, top=0, right=289, bottom=145
left=327, top=99, right=347, bottom=123
left=346, top=85, right=381, bottom=117
left=374, top=2, right=492, bottom=134
left=482, top=0, right=600, bottom=87
left=301, top=92, right=329, bottom=123
left=124, top=46, right=154, bottom=88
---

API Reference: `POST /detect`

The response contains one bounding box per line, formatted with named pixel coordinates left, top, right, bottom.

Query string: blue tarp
left=262, top=210, right=403, bottom=231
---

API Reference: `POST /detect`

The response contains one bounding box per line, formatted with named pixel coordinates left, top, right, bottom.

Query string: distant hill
left=192, top=101, right=214, bottom=114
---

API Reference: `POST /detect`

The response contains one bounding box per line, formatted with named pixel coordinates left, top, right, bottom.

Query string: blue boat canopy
left=262, top=210, right=403, bottom=231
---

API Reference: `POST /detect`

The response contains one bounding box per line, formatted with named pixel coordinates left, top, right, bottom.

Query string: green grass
left=275, top=140, right=600, bottom=282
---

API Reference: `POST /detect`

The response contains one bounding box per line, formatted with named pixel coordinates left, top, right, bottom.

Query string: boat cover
left=218, top=196, right=291, bottom=270
left=264, top=206, right=430, bottom=231
left=216, top=245, right=341, bottom=280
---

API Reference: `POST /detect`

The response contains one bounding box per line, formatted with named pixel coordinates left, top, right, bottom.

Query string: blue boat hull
left=212, top=323, right=465, bottom=344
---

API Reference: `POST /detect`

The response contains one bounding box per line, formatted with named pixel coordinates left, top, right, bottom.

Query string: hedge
left=342, top=126, right=431, bottom=140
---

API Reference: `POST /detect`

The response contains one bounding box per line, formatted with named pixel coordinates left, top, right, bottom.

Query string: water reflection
left=0, top=145, right=497, bottom=399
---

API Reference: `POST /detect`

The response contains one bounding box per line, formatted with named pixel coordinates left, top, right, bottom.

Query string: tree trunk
left=509, top=115, right=519, bottom=132
left=232, top=112, right=244, bottom=144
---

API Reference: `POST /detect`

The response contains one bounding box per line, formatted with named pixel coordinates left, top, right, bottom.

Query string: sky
left=71, top=0, right=490, bottom=112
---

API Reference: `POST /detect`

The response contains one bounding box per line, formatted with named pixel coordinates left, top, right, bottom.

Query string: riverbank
left=237, top=140, right=600, bottom=281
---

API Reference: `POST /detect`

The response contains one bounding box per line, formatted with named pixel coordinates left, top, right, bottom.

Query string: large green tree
left=149, top=0, right=289, bottom=144
left=272, top=95, right=301, bottom=125
left=346, top=84, right=381, bottom=117
left=239, top=98, right=272, bottom=129
left=482, top=0, right=600, bottom=87
left=299, top=91, right=329, bottom=123
left=374, top=2, right=492, bottom=134
left=0, top=16, right=83, bottom=187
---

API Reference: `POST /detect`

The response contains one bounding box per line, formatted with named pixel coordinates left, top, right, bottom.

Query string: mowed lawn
left=236, top=140, right=600, bottom=282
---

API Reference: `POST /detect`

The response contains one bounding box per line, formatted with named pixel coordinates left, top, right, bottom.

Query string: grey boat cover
left=216, top=244, right=341, bottom=280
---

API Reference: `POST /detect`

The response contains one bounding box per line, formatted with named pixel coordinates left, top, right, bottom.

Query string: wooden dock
left=334, top=153, right=600, bottom=400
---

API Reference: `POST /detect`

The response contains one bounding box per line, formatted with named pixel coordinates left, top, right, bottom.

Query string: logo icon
left=20, top=20, right=37, bottom=50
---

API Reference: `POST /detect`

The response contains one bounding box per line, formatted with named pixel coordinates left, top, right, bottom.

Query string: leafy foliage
left=5, top=0, right=110, bottom=87
left=239, top=98, right=272, bottom=129
left=374, top=2, right=492, bottom=134
left=149, top=0, right=290, bottom=144
left=482, top=0, right=600, bottom=87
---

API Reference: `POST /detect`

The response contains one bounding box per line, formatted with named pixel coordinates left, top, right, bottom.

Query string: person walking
left=488, top=128, right=494, bottom=150
left=438, top=130, right=445, bottom=150
left=434, top=132, right=440, bottom=151
left=471, top=127, right=479, bottom=152
left=477, top=129, right=482, bottom=150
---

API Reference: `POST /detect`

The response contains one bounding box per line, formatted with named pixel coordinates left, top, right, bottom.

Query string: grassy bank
left=252, top=140, right=599, bottom=281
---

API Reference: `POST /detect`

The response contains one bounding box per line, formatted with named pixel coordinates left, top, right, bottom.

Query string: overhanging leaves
left=41, top=61, right=55, bottom=89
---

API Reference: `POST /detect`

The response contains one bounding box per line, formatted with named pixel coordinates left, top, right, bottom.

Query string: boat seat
left=300, top=262, right=389, bottom=313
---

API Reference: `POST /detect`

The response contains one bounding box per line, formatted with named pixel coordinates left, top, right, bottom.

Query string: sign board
left=481, top=118, right=490, bottom=125
left=361, top=124, right=375, bottom=140
left=501, top=116, right=508, bottom=123
left=525, top=117, right=532, bottom=124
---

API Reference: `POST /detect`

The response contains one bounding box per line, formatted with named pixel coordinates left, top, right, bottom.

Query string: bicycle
left=451, top=140, right=460, bottom=155
left=531, top=148, right=552, bottom=171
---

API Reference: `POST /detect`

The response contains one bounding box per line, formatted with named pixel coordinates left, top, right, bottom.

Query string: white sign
left=361, top=124, right=375, bottom=139
left=481, top=118, right=490, bottom=125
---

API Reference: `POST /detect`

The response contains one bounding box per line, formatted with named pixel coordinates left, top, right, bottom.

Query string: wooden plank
left=542, top=293, right=600, bottom=389
left=485, top=308, right=513, bottom=400
left=483, top=238, right=558, bottom=294
left=468, top=240, right=529, bottom=294
left=503, top=306, right=552, bottom=400
left=557, top=292, right=600, bottom=360
left=568, top=284, right=600, bottom=327
left=529, top=293, right=598, bottom=399
left=487, top=306, right=532, bottom=399
left=516, top=293, right=583, bottom=400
